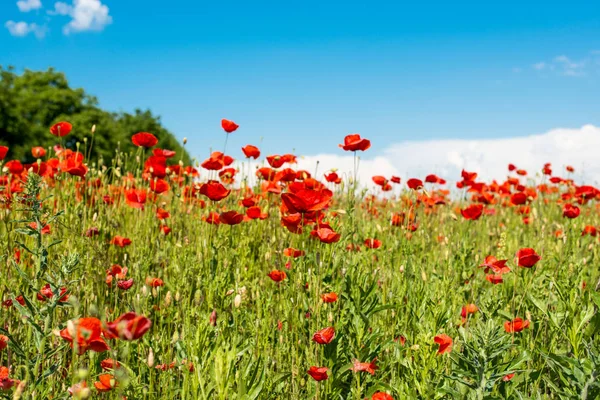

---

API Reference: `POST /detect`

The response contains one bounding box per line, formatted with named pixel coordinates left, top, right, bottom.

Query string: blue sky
left=2, top=0, right=600, bottom=162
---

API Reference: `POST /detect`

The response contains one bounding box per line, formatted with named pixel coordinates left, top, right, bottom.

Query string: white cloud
left=532, top=62, right=546, bottom=70
left=238, top=125, right=600, bottom=190
left=53, top=0, right=112, bottom=34
left=16, top=0, right=42, bottom=12
left=530, top=54, right=590, bottom=77
left=5, top=20, right=46, bottom=38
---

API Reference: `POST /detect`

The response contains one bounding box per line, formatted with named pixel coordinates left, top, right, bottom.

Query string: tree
left=0, top=66, right=191, bottom=164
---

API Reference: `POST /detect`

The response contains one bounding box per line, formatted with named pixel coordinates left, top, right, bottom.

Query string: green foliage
left=0, top=66, right=190, bottom=164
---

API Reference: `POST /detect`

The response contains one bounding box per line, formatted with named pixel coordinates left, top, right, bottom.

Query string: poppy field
left=0, top=120, right=599, bottom=399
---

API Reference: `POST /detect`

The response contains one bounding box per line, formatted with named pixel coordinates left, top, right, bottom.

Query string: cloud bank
left=5, top=20, right=46, bottom=38
left=250, top=125, right=600, bottom=188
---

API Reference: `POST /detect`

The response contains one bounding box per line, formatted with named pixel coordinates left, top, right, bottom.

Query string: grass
left=0, top=132, right=599, bottom=399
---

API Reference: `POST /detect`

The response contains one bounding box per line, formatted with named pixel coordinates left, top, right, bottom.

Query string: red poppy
left=510, top=192, right=528, bottom=206
left=266, top=155, right=285, bottom=168
left=283, top=248, right=305, bottom=258
left=242, top=144, right=260, bottom=159
left=372, top=392, right=394, bottom=400
left=94, top=374, right=117, bottom=392
left=5, top=160, right=23, bottom=175
left=562, top=203, right=580, bottom=219
left=221, top=119, right=239, bottom=133
left=0, top=146, right=7, bottom=161
left=153, top=148, right=176, bottom=158
left=480, top=256, right=510, bottom=274
left=461, top=204, right=484, bottom=220
left=281, top=189, right=332, bottom=214
left=434, top=334, right=453, bottom=354
left=146, top=277, right=164, bottom=287
left=219, top=210, right=244, bottom=225
left=325, top=171, right=342, bottom=184
left=0, top=366, right=18, bottom=391
left=246, top=206, right=268, bottom=220
left=156, top=208, right=170, bottom=220
left=31, top=146, right=46, bottom=158
left=503, top=373, right=515, bottom=382
left=0, top=335, right=8, bottom=351
left=582, top=225, right=598, bottom=237
left=100, top=359, right=121, bottom=371
left=461, top=304, right=478, bottom=318
left=364, top=238, right=382, bottom=249
left=391, top=176, right=401, bottom=184
left=200, top=181, right=231, bottom=201
left=307, top=366, right=328, bottom=381
left=29, top=222, right=51, bottom=235
left=504, top=317, right=530, bottom=333
left=321, top=292, right=338, bottom=303
left=372, top=176, right=387, bottom=186
left=150, top=179, right=170, bottom=194
left=203, top=212, right=220, bottom=225
left=117, top=279, right=134, bottom=290
left=407, top=178, right=423, bottom=190
left=351, top=358, right=378, bottom=375
left=508, top=163, right=517, bottom=171
left=486, top=274, right=503, bottom=284
left=267, top=270, right=287, bottom=282
left=59, top=317, right=110, bottom=354
left=125, top=189, right=147, bottom=209
left=37, top=283, right=69, bottom=302
left=566, top=165, right=575, bottom=173
left=110, top=236, right=132, bottom=247
left=50, top=121, right=72, bottom=137
left=312, top=327, right=335, bottom=344
left=131, top=132, right=158, bottom=148
left=314, top=227, right=341, bottom=243
left=516, top=248, right=540, bottom=268
left=105, top=312, right=152, bottom=341
left=339, top=134, right=371, bottom=152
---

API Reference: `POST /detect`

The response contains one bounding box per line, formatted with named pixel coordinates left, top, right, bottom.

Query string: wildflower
left=434, top=334, right=453, bottom=354
left=461, top=204, right=484, bottom=220
left=312, top=327, right=335, bottom=344
left=364, top=238, right=382, bottom=249
left=267, top=270, right=287, bottom=282
left=94, top=374, right=117, bottom=392
left=516, top=248, right=540, bottom=268
left=131, top=132, right=158, bottom=148
left=321, top=292, right=338, bottom=303
left=241, top=145, right=260, bottom=159
left=562, top=203, right=580, bottom=219
left=59, top=318, right=110, bottom=354
left=351, top=358, right=378, bottom=375
left=200, top=181, right=231, bottom=201
left=110, top=236, right=132, bottom=247
left=105, top=312, right=152, bottom=341
left=339, top=134, right=371, bottom=152
left=32, top=146, right=46, bottom=158
left=221, top=119, right=239, bottom=133
left=307, top=366, right=328, bottom=381
left=504, top=317, right=530, bottom=333
left=50, top=121, right=72, bottom=137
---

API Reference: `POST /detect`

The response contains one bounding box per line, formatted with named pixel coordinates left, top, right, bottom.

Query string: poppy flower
left=242, top=144, right=260, bottom=159
left=110, top=236, right=132, bottom=247
left=29, top=222, right=51, bottom=235
left=325, top=171, right=342, bottom=184
left=246, top=206, right=268, bottom=220
left=94, top=374, right=117, bottom=392
left=407, top=178, right=423, bottom=190
left=221, top=119, right=239, bottom=133
left=480, top=255, right=510, bottom=274
left=267, top=270, right=287, bottom=282
left=372, top=176, right=388, bottom=186
left=321, top=292, right=338, bottom=303
left=50, top=121, right=72, bottom=137
left=117, top=279, right=134, bottom=290
left=372, top=392, right=394, bottom=400
left=391, top=176, right=401, bottom=184
left=0, top=146, right=8, bottom=161
left=156, top=208, right=170, bottom=220
left=0, top=335, right=7, bottom=351
left=314, top=227, right=341, bottom=243
left=281, top=189, right=332, bottom=214
left=562, top=203, right=580, bottom=219
left=100, top=359, right=121, bottom=371
left=283, top=248, right=305, bottom=258
left=37, top=283, right=69, bottom=302
left=582, top=225, right=598, bottom=237
left=434, top=334, right=453, bottom=354
left=307, top=366, right=328, bottom=381
left=504, top=317, right=530, bottom=333
left=31, top=146, right=46, bottom=158
left=219, top=210, right=244, bottom=225
left=339, top=134, right=371, bottom=152
left=503, top=373, right=515, bottom=382
left=461, top=204, right=484, bottom=220
left=351, top=358, right=378, bottom=375
left=312, top=327, right=335, bottom=344
left=510, top=192, right=528, bottom=206
left=266, top=155, right=285, bottom=168
left=153, top=148, right=176, bottom=158
left=132, top=132, right=158, bottom=148
left=204, top=212, right=220, bottom=225
left=200, top=181, right=231, bottom=201
left=125, top=189, right=147, bottom=209
left=566, top=165, right=575, bottom=173
left=364, top=238, right=382, bottom=249
left=486, top=274, right=503, bottom=284
left=145, top=277, right=164, bottom=287
left=0, top=367, right=17, bottom=391
left=105, top=312, right=152, bottom=341
left=59, top=317, right=110, bottom=354
left=5, top=160, right=23, bottom=175
left=516, top=248, right=540, bottom=268
left=508, top=163, right=517, bottom=171
left=461, top=304, right=478, bottom=318
left=150, top=179, right=170, bottom=194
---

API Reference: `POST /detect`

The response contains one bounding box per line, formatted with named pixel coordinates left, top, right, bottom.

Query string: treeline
left=0, top=66, right=190, bottom=164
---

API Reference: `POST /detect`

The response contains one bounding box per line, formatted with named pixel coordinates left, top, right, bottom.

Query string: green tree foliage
left=0, top=66, right=191, bottom=164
